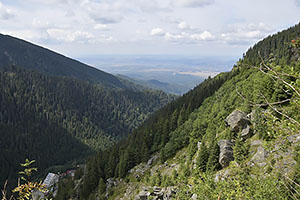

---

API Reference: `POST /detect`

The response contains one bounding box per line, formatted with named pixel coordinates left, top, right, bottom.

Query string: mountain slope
left=0, top=65, right=176, bottom=195
left=0, top=34, right=124, bottom=88
left=0, top=35, right=177, bottom=195
left=62, top=23, right=300, bottom=199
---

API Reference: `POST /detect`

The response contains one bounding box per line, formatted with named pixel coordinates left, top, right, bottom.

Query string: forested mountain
left=0, top=65, right=175, bottom=194
left=58, top=23, right=300, bottom=199
left=0, top=34, right=124, bottom=88
left=0, top=36, right=177, bottom=195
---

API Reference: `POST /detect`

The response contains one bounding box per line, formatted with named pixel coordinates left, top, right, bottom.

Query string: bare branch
left=258, top=52, right=300, bottom=98
left=235, top=86, right=291, bottom=107
left=261, top=94, right=300, bottom=126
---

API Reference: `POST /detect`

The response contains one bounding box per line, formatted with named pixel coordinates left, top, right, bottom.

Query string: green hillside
left=0, top=66, right=175, bottom=195
left=0, top=34, right=124, bottom=88
left=58, top=23, right=300, bottom=200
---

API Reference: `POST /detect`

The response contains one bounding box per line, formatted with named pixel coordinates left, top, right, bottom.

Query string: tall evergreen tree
left=197, top=142, right=209, bottom=172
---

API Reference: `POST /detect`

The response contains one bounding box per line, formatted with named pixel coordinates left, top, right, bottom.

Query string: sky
left=1, top=0, right=300, bottom=58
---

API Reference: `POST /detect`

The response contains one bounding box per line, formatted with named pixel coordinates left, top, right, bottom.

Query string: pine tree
left=206, top=139, right=221, bottom=171
left=98, top=178, right=106, bottom=194
left=196, top=142, right=209, bottom=172
left=233, top=134, right=248, bottom=164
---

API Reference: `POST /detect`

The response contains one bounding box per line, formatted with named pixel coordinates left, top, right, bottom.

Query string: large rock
left=218, top=140, right=234, bottom=168
left=225, top=110, right=250, bottom=132
left=250, top=146, right=268, bottom=166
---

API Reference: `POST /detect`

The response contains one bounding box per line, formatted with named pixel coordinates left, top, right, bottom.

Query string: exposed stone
left=251, top=146, right=268, bottom=164
left=121, top=184, right=137, bottom=200
left=134, top=186, right=176, bottom=200
left=106, top=178, right=119, bottom=190
left=251, top=140, right=263, bottom=146
left=134, top=190, right=150, bottom=200
left=164, top=187, right=176, bottom=200
left=241, top=124, right=252, bottom=139
left=287, top=134, right=300, bottom=144
left=218, top=140, right=234, bottom=168
left=147, top=155, right=159, bottom=166
left=225, top=110, right=250, bottom=132
left=191, top=193, right=198, bottom=199
left=274, top=151, right=297, bottom=176
left=215, top=169, right=231, bottom=182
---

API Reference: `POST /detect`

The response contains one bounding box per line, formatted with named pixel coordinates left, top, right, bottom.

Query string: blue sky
left=1, top=0, right=300, bottom=58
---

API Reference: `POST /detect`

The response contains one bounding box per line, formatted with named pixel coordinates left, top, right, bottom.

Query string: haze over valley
left=79, top=55, right=237, bottom=94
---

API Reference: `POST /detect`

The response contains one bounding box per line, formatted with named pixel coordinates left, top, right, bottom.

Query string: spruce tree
left=196, top=142, right=209, bottom=172
left=206, top=139, right=221, bottom=171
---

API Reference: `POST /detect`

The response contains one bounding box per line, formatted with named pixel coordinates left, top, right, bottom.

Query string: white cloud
left=1, top=0, right=300, bottom=56
left=32, top=18, right=50, bottom=29
left=137, top=0, right=171, bottom=12
left=94, top=24, right=109, bottom=31
left=28, top=0, right=82, bottom=5
left=47, top=29, right=100, bottom=43
left=89, top=14, right=122, bottom=24
left=190, top=31, right=215, bottom=40
left=150, top=28, right=165, bottom=36
left=164, top=32, right=184, bottom=41
left=0, top=2, right=14, bottom=20
left=162, top=30, right=215, bottom=43
left=221, top=23, right=273, bottom=45
left=172, top=0, right=214, bottom=7
left=178, top=21, right=192, bottom=30
left=81, top=1, right=124, bottom=24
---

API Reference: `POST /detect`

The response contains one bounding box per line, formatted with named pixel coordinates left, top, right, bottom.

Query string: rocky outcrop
left=129, top=154, right=160, bottom=178
left=250, top=146, right=268, bottom=167
left=134, top=186, right=176, bottom=200
left=225, top=110, right=252, bottom=138
left=218, top=140, right=234, bottom=168
left=225, top=110, right=249, bottom=131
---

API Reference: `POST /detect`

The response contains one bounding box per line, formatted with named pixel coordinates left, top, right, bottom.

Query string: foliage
left=196, top=142, right=209, bottom=172
left=233, top=135, right=248, bottom=165
left=0, top=66, right=174, bottom=191
left=1, top=159, right=46, bottom=200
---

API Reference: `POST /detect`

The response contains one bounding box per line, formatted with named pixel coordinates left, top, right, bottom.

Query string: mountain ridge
left=0, top=33, right=125, bottom=88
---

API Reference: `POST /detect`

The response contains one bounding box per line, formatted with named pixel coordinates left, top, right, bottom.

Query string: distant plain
left=79, top=55, right=237, bottom=94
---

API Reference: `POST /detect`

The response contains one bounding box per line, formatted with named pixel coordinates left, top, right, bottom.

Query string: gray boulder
left=225, top=110, right=250, bottom=132
left=218, top=140, right=234, bottom=168
left=251, top=146, right=268, bottom=165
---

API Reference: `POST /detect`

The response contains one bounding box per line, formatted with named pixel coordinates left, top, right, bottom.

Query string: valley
left=0, top=1, right=300, bottom=199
